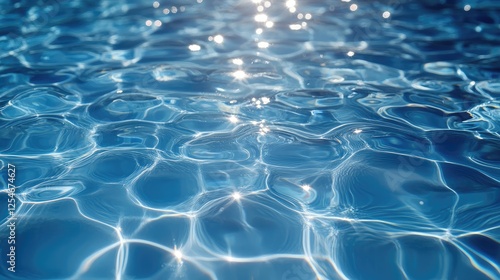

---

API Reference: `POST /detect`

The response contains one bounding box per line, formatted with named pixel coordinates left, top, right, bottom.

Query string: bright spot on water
left=347, top=51, right=355, bottom=57
left=214, top=34, right=224, bottom=44
left=153, top=1, right=160, bottom=8
left=228, top=115, right=239, bottom=123
left=163, top=8, right=170, bottom=14
left=464, top=4, right=471, bottom=11
left=154, top=20, right=162, bottom=27
left=382, top=11, right=390, bottom=18
left=350, top=4, right=358, bottom=11
left=265, top=21, right=274, bottom=28
left=145, top=20, right=152, bottom=26
left=258, top=41, right=270, bottom=48
left=173, top=248, right=183, bottom=261
left=261, top=97, right=270, bottom=104
left=286, top=0, right=296, bottom=8
left=354, top=128, right=362, bottom=134
left=289, top=7, right=296, bottom=13
left=256, top=28, right=263, bottom=34
left=259, top=127, right=270, bottom=134
left=232, top=70, right=247, bottom=80
left=188, top=44, right=201, bottom=51
left=264, top=1, right=271, bottom=8
left=419, top=201, right=424, bottom=205
left=257, top=5, right=264, bottom=12
left=254, top=13, right=268, bottom=22
left=232, top=58, right=243, bottom=65
left=297, top=13, right=303, bottom=19
left=232, top=192, right=242, bottom=200
left=475, top=26, right=482, bottom=32
left=305, top=13, right=312, bottom=20
left=252, top=0, right=262, bottom=3
left=290, top=24, right=301, bottom=30
left=301, top=184, right=311, bottom=192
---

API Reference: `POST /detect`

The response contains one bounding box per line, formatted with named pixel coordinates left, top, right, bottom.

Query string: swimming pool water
left=1, top=0, right=500, bottom=279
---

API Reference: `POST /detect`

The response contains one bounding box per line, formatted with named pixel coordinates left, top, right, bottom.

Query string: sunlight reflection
left=257, top=41, right=270, bottom=48
left=214, top=34, right=224, bottom=44
left=228, top=115, right=239, bottom=123
left=232, top=70, right=248, bottom=80
left=173, top=247, right=183, bottom=262
left=188, top=44, right=201, bottom=51
left=350, top=4, right=358, bottom=11
left=232, top=192, right=242, bottom=201
left=301, top=184, right=311, bottom=192
left=232, top=58, right=243, bottom=65
left=251, top=120, right=270, bottom=135
left=254, top=13, right=268, bottom=22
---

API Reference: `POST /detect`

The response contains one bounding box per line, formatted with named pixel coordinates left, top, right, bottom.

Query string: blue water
left=1, top=0, right=500, bottom=279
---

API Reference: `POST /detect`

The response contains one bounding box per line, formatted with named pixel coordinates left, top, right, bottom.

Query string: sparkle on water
left=1, top=0, right=500, bottom=279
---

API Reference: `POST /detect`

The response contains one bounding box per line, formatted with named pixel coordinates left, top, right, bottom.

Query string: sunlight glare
left=232, top=70, right=248, bottom=80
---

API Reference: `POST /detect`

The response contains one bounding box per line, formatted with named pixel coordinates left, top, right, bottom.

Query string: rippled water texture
left=1, top=0, right=500, bottom=279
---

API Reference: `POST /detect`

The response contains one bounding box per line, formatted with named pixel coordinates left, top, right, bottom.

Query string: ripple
left=379, top=105, right=472, bottom=130
left=196, top=194, right=303, bottom=257
left=29, top=72, right=75, bottom=85
left=88, top=93, right=169, bottom=122
left=23, top=180, right=85, bottom=202
left=9, top=86, right=80, bottom=115
left=262, top=139, right=345, bottom=168
left=0, top=116, right=92, bottom=155
left=469, top=139, right=500, bottom=169
left=19, top=50, right=98, bottom=68
left=182, top=136, right=251, bottom=161
left=85, top=150, right=155, bottom=183
left=0, top=34, right=26, bottom=57
left=475, top=80, right=500, bottom=98
left=94, top=121, right=159, bottom=148
left=13, top=201, right=116, bottom=279
left=131, top=161, right=200, bottom=209
left=424, top=61, right=456, bottom=76
left=411, top=78, right=454, bottom=92
left=275, top=89, right=344, bottom=109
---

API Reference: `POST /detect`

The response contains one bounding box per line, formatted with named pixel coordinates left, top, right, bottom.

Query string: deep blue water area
left=1, top=0, right=500, bottom=279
